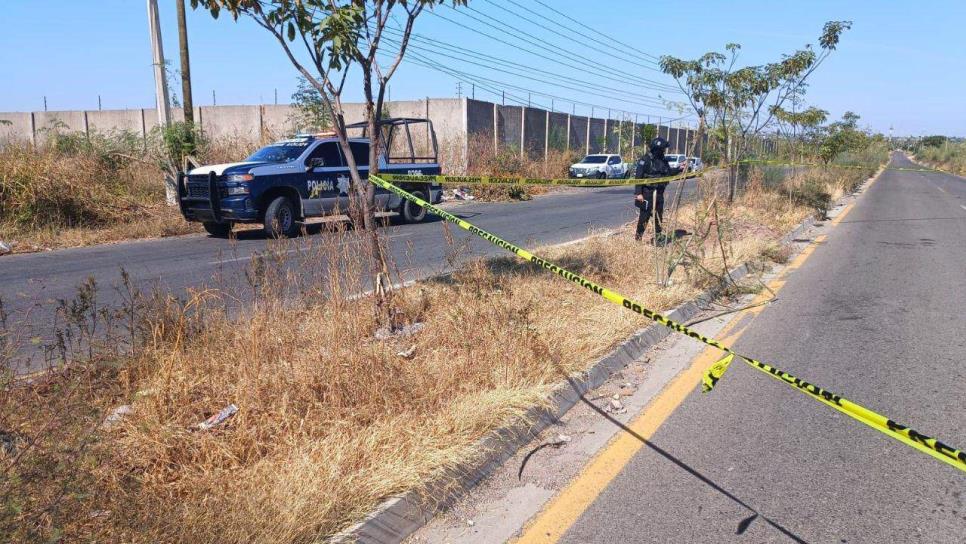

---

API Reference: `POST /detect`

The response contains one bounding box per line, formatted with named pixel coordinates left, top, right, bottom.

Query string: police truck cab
left=177, top=118, right=443, bottom=238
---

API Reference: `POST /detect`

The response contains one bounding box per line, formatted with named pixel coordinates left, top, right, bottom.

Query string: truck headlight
left=226, top=174, right=254, bottom=182
left=226, top=186, right=250, bottom=195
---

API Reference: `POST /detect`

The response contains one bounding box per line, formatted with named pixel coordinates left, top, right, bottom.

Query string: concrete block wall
left=261, top=104, right=296, bottom=135
left=0, top=112, right=32, bottom=144
left=33, top=110, right=86, bottom=135
left=547, top=111, right=569, bottom=152
left=496, top=105, right=523, bottom=151
left=466, top=99, right=494, bottom=142
left=1, top=98, right=711, bottom=172
left=569, top=116, right=588, bottom=153
left=588, top=118, right=605, bottom=154
left=198, top=105, right=260, bottom=141
left=605, top=119, right=619, bottom=153
left=87, top=109, right=144, bottom=135
left=523, top=108, right=546, bottom=156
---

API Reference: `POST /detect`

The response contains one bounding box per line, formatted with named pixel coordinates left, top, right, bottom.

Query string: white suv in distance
left=569, top=154, right=628, bottom=179
left=665, top=154, right=688, bottom=171
left=688, top=157, right=703, bottom=171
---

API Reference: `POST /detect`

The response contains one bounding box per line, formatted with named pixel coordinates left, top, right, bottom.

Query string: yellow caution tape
left=370, top=174, right=966, bottom=474
left=702, top=352, right=735, bottom=393
left=737, top=159, right=939, bottom=172
left=379, top=169, right=704, bottom=187
left=381, top=159, right=939, bottom=188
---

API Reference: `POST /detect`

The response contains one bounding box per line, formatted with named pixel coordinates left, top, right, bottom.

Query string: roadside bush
left=0, top=141, right=155, bottom=230
left=789, top=179, right=832, bottom=219
left=918, top=141, right=966, bottom=175
left=0, top=126, right=266, bottom=251
left=461, top=134, right=581, bottom=201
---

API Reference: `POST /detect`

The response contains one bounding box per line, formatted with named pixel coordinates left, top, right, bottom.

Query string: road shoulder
left=404, top=168, right=880, bottom=544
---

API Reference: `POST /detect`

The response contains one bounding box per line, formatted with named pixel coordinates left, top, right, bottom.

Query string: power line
left=386, top=25, right=675, bottom=99
left=431, top=8, right=681, bottom=95
left=388, top=52, right=543, bottom=109
left=395, top=48, right=693, bottom=121
left=456, top=4, right=678, bottom=90
left=532, top=0, right=661, bottom=62
left=382, top=34, right=676, bottom=110
left=488, top=0, right=662, bottom=71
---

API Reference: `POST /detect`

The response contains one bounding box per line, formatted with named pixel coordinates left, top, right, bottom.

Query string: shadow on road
left=530, top=373, right=811, bottom=542
left=211, top=213, right=446, bottom=242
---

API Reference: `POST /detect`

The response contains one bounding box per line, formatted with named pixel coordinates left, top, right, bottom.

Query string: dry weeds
left=1, top=164, right=872, bottom=542
left=0, top=134, right=259, bottom=254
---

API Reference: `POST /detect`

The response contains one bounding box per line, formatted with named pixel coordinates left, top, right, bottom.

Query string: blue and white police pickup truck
left=177, top=118, right=443, bottom=238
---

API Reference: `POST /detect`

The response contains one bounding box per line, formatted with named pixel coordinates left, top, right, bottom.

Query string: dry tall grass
left=455, top=134, right=582, bottom=201
left=1, top=163, right=875, bottom=542
left=917, top=142, right=966, bottom=175
left=0, top=129, right=274, bottom=253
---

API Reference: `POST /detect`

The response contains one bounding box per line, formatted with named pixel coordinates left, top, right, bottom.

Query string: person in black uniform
left=634, top=136, right=683, bottom=242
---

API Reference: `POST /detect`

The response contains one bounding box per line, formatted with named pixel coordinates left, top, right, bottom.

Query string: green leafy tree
left=818, top=111, right=868, bottom=164
left=773, top=103, right=828, bottom=160
left=289, top=76, right=331, bottom=132
left=191, top=0, right=466, bottom=299
left=659, top=21, right=851, bottom=200
left=921, top=135, right=947, bottom=148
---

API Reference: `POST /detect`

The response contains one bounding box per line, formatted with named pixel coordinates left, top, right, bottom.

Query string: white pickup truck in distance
left=665, top=154, right=689, bottom=171
left=569, top=154, right=628, bottom=179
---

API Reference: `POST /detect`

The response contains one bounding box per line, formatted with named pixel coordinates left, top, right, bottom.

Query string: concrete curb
left=331, top=168, right=882, bottom=543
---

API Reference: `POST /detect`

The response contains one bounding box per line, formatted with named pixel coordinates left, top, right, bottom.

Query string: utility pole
left=146, top=0, right=171, bottom=127
left=456, top=81, right=462, bottom=99
left=176, top=0, right=194, bottom=124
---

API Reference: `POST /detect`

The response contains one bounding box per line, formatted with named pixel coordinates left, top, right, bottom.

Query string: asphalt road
left=0, top=178, right=702, bottom=372
left=559, top=154, right=966, bottom=542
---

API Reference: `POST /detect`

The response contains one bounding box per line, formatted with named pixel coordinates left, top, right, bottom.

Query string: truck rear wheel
left=203, top=221, right=232, bottom=238
left=263, top=196, right=300, bottom=238
left=399, top=190, right=428, bottom=223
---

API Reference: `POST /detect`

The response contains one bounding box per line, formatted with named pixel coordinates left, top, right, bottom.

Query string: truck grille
left=187, top=183, right=210, bottom=199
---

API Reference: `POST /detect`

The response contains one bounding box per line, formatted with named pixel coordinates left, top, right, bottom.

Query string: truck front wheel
left=263, top=196, right=300, bottom=238
left=203, top=221, right=232, bottom=238
left=399, top=190, right=429, bottom=223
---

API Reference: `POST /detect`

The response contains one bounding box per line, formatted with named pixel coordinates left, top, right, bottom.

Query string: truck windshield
left=245, top=141, right=310, bottom=163
left=581, top=155, right=607, bottom=163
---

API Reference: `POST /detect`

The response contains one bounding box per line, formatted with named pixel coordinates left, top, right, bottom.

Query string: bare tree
left=191, top=0, right=465, bottom=296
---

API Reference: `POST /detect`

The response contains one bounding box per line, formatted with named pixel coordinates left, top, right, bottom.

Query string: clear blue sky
left=1, top=0, right=963, bottom=136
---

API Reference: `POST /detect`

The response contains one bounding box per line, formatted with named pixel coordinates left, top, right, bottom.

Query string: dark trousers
left=636, top=185, right=666, bottom=237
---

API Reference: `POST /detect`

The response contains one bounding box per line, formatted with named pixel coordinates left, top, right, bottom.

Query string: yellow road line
left=512, top=180, right=872, bottom=543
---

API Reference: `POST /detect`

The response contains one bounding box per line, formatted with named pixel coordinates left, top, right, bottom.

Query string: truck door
left=607, top=155, right=620, bottom=178
left=348, top=141, right=390, bottom=210
left=304, top=141, right=347, bottom=216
